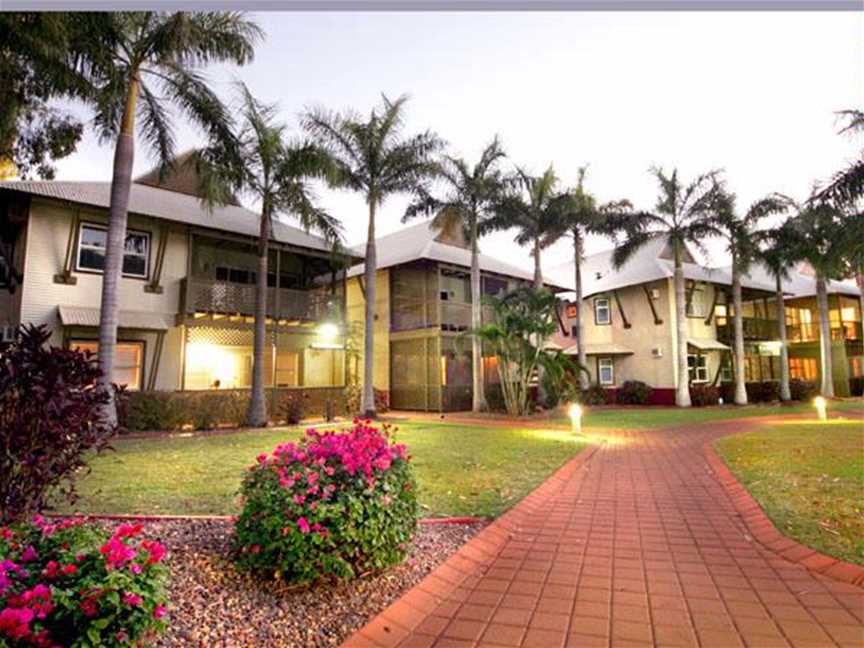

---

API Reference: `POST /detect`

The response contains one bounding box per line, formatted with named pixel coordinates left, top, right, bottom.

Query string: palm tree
left=817, top=109, right=863, bottom=206
left=80, top=12, right=261, bottom=423
left=403, top=136, right=509, bottom=412
left=712, top=185, right=789, bottom=405
left=788, top=201, right=851, bottom=397
left=196, top=86, right=342, bottom=426
left=605, top=167, right=722, bottom=407
left=490, top=165, right=563, bottom=289
left=551, top=167, right=632, bottom=390
left=302, top=94, right=443, bottom=418
left=755, top=221, right=803, bottom=401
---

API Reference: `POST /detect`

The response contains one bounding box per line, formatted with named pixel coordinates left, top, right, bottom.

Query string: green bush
left=616, top=380, right=653, bottom=405
left=279, top=391, right=306, bottom=425
left=0, top=516, right=169, bottom=647
left=690, top=384, right=720, bottom=407
left=849, top=376, right=863, bottom=397
left=234, top=421, right=418, bottom=584
left=579, top=384, right=609, bottom=405
left=789, top=378, right=819, bottom=401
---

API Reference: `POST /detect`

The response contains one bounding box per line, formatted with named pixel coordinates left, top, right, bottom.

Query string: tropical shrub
left=616, top=380, right=653, bottom=405
left=0, top=325, right=115, bottom=524
left=579, top=384, right=609, bottom=405
left=789, top=378, right=819, bottom=401
left=0, top=516, right=169, bottom=647
left=849, top=376, right=863, bottom=397
left=234, top=420, right=418, bottom=584
left=746, top=381, right=780, bottom=403
left=279, top=392, right=306, bottom=425
left=689, top=384, right=720, bottom=407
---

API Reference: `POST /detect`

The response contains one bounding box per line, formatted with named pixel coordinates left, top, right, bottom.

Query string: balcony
left=180, top=277, right=342, bottom=323
left=788, top=321, right=862, bottom=344
left=439, top=302, right=495, bottom=332
left=715, top=317, right=779, bottom=343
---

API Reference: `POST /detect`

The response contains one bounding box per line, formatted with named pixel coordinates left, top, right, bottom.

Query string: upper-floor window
left=594, top=297, right=610, bottom=325
left=565, top=303, right=578, bottom=318
left=482, top=276, right=508, bottom=298
left=598, top=357, right=614, bottom=385
left=687, top=354, right=708, bottom=383
left=76, top=223, right=150, bottom=279
left=686, top=285, right=706, bottom=317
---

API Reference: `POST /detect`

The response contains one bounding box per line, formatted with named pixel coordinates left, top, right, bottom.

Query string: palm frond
left=137, top=83, right=176, bottom=178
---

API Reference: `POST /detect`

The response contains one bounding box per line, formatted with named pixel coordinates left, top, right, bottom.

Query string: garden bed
left=143, top=518, right=484, bottom=646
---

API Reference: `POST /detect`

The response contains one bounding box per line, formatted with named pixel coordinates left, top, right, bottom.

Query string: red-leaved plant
left=0, top=325, right=116, bottom=524
left=234, top=420, right=418, bottom=583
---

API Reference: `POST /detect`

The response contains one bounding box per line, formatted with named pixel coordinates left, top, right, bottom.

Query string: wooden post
left=53, top=209, right=80, bottom=285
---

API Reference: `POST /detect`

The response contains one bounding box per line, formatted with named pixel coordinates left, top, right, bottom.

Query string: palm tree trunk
left=573, top=231, right=588, bottom=391
left=470, top=218, right=486, bottom=412
left=731, top=251, right=747, bottom=405
left=533, top=238, right=543, bottom=290
left=857, top=268, right=864, bottom=340
left=97, top=74, right=139, bottom=427
left=245, top=203, right=270, bottom=427
left=776, top=275, right=791, bottom=401
left=673, top=243, right=692, bottom=407
left=361, top=200, right=377, bottom=418
left=815, top=273, right=834, bottom=397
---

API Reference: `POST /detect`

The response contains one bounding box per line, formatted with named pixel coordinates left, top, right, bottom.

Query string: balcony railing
left=181, top=277, right=342, bottom=322
left=439, top=302, right=495, bottom=331
left=788, top=321, right=862, bottom=343
left=715, top=317, right=779, bottom=343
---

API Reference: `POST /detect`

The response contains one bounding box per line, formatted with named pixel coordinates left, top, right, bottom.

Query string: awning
left=563, top=342, right=634, bottom=356
left=543, top=340, right=565, bottom=351
left=58, top=306, right=174, bottom=331
left=688, top=338, right=730, bottom=352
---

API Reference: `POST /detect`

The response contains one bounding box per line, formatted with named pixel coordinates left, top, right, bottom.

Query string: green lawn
left=61, top=421, right=587, bottom=519
left=555, top=399, right=864, bottom=430
left=715, top=418, right=864, bottom=565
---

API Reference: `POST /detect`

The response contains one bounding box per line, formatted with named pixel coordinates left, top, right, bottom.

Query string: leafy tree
left=77, top=12, right=261, bottom=423
left=755, top=220, right=804, bottom=401
left=302, top=94, right=443, bottom=417
left=551, top=166, right=632, bottom=390
left=472, top=287, right=578, bottom=416
left=787, top=200, right=852, bottom=397
left=711, top=185, right=789, bottom=404
left=605, top=167, right=722, bottom=407
left=403, top=136, right=509, bottom=412
left=0, top=13, right=102, bottom=179
left=488, top=165, right=563, bottom=289
left=196, top=85, right=342, bottom=426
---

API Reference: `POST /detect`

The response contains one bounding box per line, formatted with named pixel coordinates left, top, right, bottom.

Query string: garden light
left=813, top=396, right=827, bottom=421
left=569, top=403, right=583, bottom=436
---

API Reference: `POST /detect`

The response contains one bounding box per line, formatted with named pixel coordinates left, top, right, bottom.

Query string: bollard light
left=813, top=396, right=827, bottom=422
left=569, top=403, right=583, bottom=436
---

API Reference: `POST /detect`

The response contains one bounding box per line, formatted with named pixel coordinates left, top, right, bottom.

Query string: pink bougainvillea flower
left=141, top=539, right=166, bottom=564
left=0, top=606, right=35, bottom=640
left=296, top=517, right=311, bottom=534
left=122, top=592, right=143, bottom=607
left=153, top=604, right=167, bottom=620
left=20, top=546, right=38, bottom=562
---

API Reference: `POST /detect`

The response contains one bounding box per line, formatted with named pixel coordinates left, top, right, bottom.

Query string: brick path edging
left=341, top=443, right=603, bottom=648
left=703, top=441, right=864, bottom=588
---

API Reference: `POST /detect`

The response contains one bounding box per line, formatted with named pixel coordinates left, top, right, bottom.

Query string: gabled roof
left=0, top=180, right=351, bottom=257
left=731, top=261, right=860, bottom=299
left=549, top=236, right=776, bottom=299
left=346, top=220, right=571, bottom=291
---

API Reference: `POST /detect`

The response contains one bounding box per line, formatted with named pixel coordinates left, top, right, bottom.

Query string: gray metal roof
left=0, top=180, right=345, bottom=256
left=731, top=261, right=860, bottom=299
left=58, top=305, right=173, bottom=330
left=346, top=220, right=572, bottom=291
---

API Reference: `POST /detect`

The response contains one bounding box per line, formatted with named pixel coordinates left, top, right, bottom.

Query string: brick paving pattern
left=343, top=417, right=864, bottom=648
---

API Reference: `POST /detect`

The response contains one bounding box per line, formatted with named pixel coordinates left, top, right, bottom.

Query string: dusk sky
left=52, top=10, right=862, bottom=278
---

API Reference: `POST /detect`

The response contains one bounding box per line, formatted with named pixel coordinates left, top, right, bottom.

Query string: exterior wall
left=345, top=269, right=390, bottom=393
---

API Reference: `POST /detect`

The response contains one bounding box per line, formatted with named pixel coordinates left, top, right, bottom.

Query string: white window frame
left=688, top=354, right=709, bottom=383
left=594, top=298, right=611, bottom=325
left=76, top=223, right=150, bottom=279
left=686, top=286, right=706, bottom=318
left=598, top=357, right=614, bottom=385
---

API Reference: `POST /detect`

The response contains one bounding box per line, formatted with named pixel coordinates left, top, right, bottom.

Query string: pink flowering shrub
left=0, top=516, right=169, bottom=647
left=234, top=420, right=418, bottom=583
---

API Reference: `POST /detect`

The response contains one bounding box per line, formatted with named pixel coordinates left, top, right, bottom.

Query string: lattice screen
left=186, top=326, right=261, bottom=347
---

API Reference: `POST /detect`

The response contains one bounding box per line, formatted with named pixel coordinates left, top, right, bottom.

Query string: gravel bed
left=139, top=519, right=484, bottom=647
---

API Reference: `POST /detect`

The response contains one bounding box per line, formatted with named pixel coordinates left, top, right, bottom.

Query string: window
left=789, top=357, right=818, bottom=381
left=571, top=325, right=578, bottom=337
left=687, top=354, right=708, bottom=383
left=686, top=285, right=705, bottom=317
left=850, top=357, right=863, bottom=378
left=594, top=298, right=610, bottom=325
left=720, top=363, right=733, bottom=383
left=71, top=340, right=144, bottom=390
left=215, top=266, right=256, bottom=285
left=598, top=357, right=614, bottom=385
left=76, top=223, right=150, bottom=278
left=482, top=276, right=508, bottom=298
left=565, top=303, right=578, bottom=318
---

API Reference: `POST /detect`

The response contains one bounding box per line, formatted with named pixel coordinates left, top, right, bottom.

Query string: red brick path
left=343, top=418, right=864, bottom=648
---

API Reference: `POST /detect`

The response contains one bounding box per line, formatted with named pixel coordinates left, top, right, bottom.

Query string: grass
left=557, top=398, right=864, bottom=430
left=61, top=421, right=587, bottom=519
left=715, top=418, right=864, bottom=565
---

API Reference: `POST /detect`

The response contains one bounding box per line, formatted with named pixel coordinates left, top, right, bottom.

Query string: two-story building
left=345, top=220, right=570, bottom=411
left=0, top=168, right=358, bottom=406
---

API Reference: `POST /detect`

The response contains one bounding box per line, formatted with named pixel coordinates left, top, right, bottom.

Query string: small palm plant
left=754, top=220, right=804, bottom=401
left=79, top=12, right=261, bottom=422
left=605, top=167, right=722, bottom=407
left=711, top=184, right=789, bottom=405
left=196, top=85, right=342, bottom=426
left=403, top=136, right=509, bottom=412
left=302, top=94, right=443, bottom=417
left=551, top=167, right=632, bottom=390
